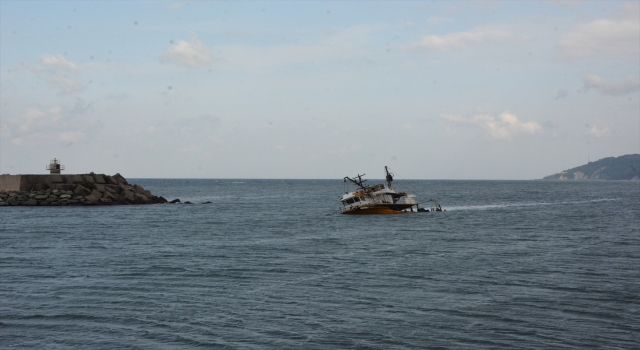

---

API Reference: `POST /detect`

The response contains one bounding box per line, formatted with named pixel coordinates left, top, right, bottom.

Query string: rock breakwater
left=0, top=173, right=168, bottom=206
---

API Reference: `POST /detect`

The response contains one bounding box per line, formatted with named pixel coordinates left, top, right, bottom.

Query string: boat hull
left=341, top=204, right=416, bottom=215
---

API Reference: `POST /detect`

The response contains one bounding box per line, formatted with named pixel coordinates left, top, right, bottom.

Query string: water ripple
left=1, top=180, right=639, bottom=348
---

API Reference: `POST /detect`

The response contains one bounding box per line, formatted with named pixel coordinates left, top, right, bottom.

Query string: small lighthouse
left=46, top=158, right=65, bottom=174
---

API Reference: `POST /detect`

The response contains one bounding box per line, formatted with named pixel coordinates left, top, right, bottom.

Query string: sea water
left=1, top=180, right=639, bottom=349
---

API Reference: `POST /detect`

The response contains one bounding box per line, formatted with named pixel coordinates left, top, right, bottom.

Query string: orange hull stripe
left=342, top=207, right=413, bottom=215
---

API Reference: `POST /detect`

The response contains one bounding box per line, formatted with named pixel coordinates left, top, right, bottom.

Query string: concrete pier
left=0, top=174, right=78, bottom=191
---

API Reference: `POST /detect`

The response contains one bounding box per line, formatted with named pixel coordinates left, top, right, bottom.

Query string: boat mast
left=344, top=174, right=368, bottom=189
left=385, top=166, right=393, bottom=189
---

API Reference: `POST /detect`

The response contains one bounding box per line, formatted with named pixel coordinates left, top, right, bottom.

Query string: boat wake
left=446, top=198, right=620, bottom=211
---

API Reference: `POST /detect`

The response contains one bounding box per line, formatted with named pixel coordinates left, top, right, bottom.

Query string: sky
left=1, top=1, right=639, bottom=179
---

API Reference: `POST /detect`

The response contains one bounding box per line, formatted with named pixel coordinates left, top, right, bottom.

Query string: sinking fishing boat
left=340, top=166, right=442, bottom=214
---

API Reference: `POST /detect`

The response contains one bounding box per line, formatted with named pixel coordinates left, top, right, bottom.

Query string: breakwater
left=0, top=173, right=167, bottom=206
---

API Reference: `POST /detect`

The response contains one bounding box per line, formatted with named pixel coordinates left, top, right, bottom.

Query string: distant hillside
left=543, top=154, right=640, bottom=180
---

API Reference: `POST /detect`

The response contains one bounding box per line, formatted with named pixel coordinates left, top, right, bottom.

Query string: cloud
left=160, top=36, right=215, bottom=69
left=406, top=27, right=511, bottom=51
left=147, top=126, right=160, bottom=133
left=13, top=55, right=85, bottom=95
left=583, top=75, right=640, bottom=95
left=444, top=110, right=542, bottom=139
left=169, top=2, right=184, bottom=10
left=3, top=99, right=99, bottom=146
left=41, top=55, right=78, bottom=72
left=556, top=15, right=640, bottom=60
left=586, top=125, right=611, bottom=138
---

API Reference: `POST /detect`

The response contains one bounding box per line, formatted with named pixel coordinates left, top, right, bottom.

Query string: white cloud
left=41, top=55, right=78, bottom=72
left=583, top=75, right=640, bottom=96
left=169, top=2, right=184, bottom=10
left=406, top=27, right=511, bottom=51
left=586, top=125, right=611, bottom=138
left=160, top=36, right=215, bottom=69
left=13, top=55, right=85, bottom=95
left=556, top=16, right=640, bottom=60
left=17, top=107, right=46, bottom=134
left=444, top=110, right=542, bottom=140
left=3, top=100, right=99, bottom=146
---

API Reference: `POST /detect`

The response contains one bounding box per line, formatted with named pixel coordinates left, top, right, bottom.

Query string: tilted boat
left=339, top=166, right=442, bottom=214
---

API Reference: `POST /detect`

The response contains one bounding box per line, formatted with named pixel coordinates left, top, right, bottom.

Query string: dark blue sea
left=1, top=180, right=639, bottom=349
